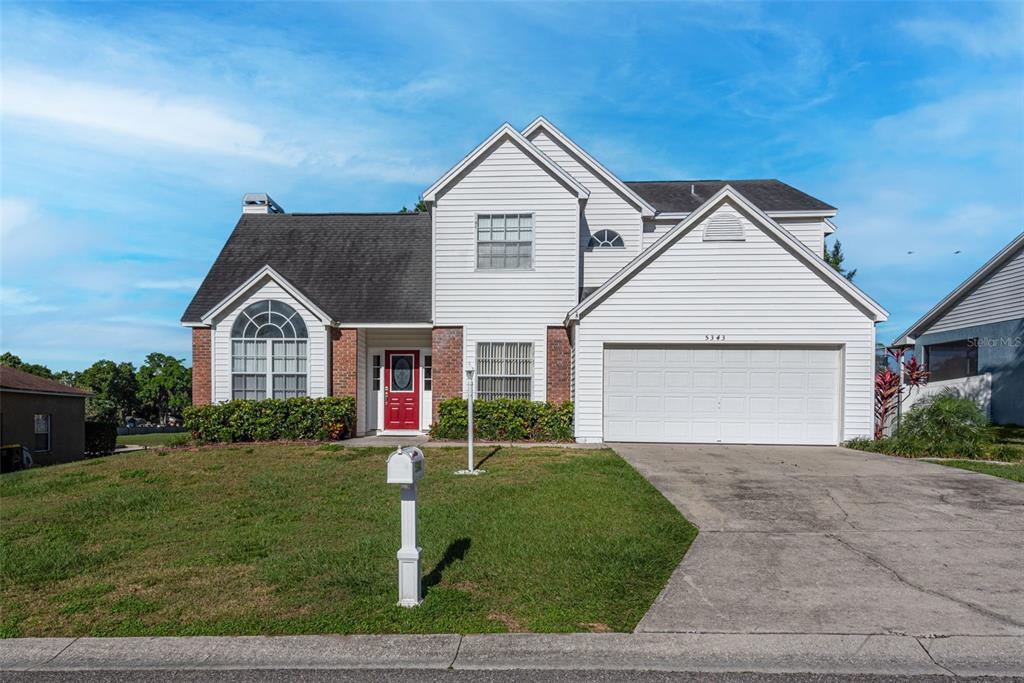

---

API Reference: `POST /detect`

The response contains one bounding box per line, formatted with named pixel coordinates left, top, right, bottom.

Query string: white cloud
left=135, top=279, right=202, bottom=291
left=0, top=286, right=60, bottom=314
left=1, top=69, right=304, bottom=165
left=899, top=5, right=1024, bottom=58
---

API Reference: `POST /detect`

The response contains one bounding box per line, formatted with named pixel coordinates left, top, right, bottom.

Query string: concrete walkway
left=613, top=443, right=1024, bottom=637
left=2, top=633, right=1022, bottom=676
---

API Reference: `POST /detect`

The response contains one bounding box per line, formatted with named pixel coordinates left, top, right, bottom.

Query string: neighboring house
left=183, top=118, right=888, bottom=445
left=893, top=232, right=1024, bottom=425
left=0, top=366, right=91, bottom=465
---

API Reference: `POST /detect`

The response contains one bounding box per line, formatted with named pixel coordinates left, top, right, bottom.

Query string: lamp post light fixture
left=455, top=367, right=483, bottom=475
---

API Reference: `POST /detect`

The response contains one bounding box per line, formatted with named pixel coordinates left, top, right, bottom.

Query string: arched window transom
left=230, top=300, right=308, bottom=400
left=587, top=229, right=625, bottom=248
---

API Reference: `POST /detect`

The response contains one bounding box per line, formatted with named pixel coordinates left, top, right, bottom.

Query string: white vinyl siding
left=211, top=276, right=328, bottom=403
left=527, top=128, right=643, bottom=289
left=574, top=200, right=876, bottom=443
left=433, top=136, right=580, bottom=402
left=643, top=219, right=679, bottom=250
left=928, top=246, right=1024, bottom=333
left=355, top=328, right=367, bottom=434
left=777, top=218, right=829, bottom=256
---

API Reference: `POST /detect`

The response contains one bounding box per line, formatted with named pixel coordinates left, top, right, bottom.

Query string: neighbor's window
left=476, top=342, right=532, bottom=400
left=424, top=355, right=433, bottom=391
left=924, top=339, right=979, bottom=382
left=477, top=214, right=533, bottom=269
left=587, top=229, right=625, bottom=248
left=231, top=300, right=308, bottom=400
left=33, top=414, right=51, bottom=452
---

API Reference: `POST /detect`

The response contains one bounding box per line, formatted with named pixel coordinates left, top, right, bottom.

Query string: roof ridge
left=271, top=212, right=429, bottom=217
left=624, top=178, right=780, bottom=184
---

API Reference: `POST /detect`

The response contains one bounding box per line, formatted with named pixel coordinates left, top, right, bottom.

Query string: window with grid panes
left=476, top=342, right=532, bottom=400
left=230, top=300, right=308, bottom=400
left=477, top=214, right=533, bottom=269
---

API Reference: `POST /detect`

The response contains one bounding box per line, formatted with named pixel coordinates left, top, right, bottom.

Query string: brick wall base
left=192, top=328, right=212, bottom=405
left=431, top=327, right=463, bottom=423
left=330, top=328, right=359, bottom=398
left=546, top=326, right=571, bottom=404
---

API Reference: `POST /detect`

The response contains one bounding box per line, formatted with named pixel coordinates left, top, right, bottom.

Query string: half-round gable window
left=587, top=229, right=625, bottom=248
left=230, top=300, right=308, bottom=400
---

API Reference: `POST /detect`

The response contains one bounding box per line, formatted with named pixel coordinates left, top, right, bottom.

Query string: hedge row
left=183, top=396, right=356, bottom=443
left=84, top=421, right=118, bottom=455
left=431, top=398, right=573, bottom=442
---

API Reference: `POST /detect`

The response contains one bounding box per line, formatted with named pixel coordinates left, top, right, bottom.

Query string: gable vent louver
left=702, top=206, right=746, bottom=242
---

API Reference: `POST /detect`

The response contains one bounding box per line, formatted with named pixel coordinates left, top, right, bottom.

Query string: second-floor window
left=477, top=214, right=533, bottom=270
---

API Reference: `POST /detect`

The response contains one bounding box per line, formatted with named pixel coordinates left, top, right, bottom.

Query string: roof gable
left=522, top=117, right=655, bottom=217
left=199, top=266, right=332, bottom=325
left=893, top=232, right=1024, bottom=345
left=422, top=123, right=590, bottom=202
left=567, top=185, right=888, bottom=323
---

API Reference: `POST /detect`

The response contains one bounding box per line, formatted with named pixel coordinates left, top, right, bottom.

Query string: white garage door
left=603, top=346, right=841, bottom=445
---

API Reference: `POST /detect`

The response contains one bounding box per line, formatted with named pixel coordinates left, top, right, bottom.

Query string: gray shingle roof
left=626, top=180, right=835, bottom=214
left=181, top=213, right=431, bottom=324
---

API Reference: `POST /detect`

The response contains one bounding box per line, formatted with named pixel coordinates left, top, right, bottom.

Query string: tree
left=137, top=353, right=192, bottom=425
left=78, top=360, right=139, bottom=424
left=399, top=199, right=429, bottom=213
left=0, top=352, right=54, bottom=379
left=825, top=239, right=857, bottom=281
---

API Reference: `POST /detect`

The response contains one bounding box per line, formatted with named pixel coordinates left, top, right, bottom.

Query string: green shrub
left=84, top=422, right=117, bottom=455
left=988, top=443, right=1024, bottom=462
left=431, top=398, right=574, bottom=442
left=165, top=433, right=192, bottom=448
left=894, top=393, right=991, bottom=458
left=183, top=397, right=356, bottom=444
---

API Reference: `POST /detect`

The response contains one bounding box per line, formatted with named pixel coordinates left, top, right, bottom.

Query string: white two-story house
left=183, top=118, right=888, bottom=445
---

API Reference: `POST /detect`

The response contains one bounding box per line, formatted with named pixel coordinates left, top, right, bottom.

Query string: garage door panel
left=604, top=345, right=839, bottom=445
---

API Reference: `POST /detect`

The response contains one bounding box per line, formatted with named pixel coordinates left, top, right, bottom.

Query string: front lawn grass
left=929, top=460, right=1024, bottom=483
left=115, top=432, right=186, bottom=447
left=0, top=444, right=695, bottom=637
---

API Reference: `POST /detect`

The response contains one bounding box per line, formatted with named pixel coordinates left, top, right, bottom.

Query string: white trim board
left=421, top=123, right=590, bottom=202
left=566, top=185, right=889, bottom=324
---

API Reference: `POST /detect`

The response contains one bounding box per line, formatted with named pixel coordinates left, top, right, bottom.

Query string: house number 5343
left=705, top=334, right=726, bottom=341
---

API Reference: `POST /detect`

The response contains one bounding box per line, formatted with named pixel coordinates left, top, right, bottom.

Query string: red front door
left=384, top=350, right=420, bottom=430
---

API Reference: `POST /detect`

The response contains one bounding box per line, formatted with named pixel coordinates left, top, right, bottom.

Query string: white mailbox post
left=387, top=446, right=425, bottom=607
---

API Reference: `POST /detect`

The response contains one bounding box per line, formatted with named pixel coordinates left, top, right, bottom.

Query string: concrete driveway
left=614, top=443, right=1024, bottom=637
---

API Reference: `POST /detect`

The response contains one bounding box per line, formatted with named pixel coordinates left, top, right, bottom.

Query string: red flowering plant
left=873, top=348, right=929, bottom=439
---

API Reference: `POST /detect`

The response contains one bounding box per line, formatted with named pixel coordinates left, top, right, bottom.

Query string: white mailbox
left=387, top=446, right=425, bottom=607
left=387, top=447, right=425, bottom=485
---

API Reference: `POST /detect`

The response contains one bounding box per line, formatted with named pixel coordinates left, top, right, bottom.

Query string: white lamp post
left=456, top=368, right=483, bottom=475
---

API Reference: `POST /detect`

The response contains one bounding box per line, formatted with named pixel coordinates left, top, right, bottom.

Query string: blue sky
left=2, top=1, right=1022, bottom=371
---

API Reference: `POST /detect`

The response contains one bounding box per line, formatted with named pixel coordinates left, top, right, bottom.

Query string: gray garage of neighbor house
left=1, top=366, right=91, bottom=466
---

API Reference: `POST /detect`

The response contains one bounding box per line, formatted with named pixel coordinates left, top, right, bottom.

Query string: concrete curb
left=2, top=634, right=1022, bottom=676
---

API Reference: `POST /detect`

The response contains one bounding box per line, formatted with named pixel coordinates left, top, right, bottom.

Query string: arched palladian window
left=587, top=229, right=625, bottom=248
left=230, top=300, right=308, bottom=400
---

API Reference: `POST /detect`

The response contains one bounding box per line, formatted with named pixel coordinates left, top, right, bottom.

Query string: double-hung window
left=231, top=300, right=308, bottom=400
left=476, top=342, right=533, bottom=400
left=477, top=214, right=533, bottom=270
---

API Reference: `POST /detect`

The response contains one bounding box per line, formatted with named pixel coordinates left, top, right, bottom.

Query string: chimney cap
left=242, top=193, right=284, bottom=214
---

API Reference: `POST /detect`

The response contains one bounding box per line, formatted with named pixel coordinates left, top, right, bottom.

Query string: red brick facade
left=330, top=328, right=359, bottom=398
left=192, top=327, right=212, bottom=405
left=546, top=326, right=572, bottom=404
left=431, top=326, right=463, bottom=422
